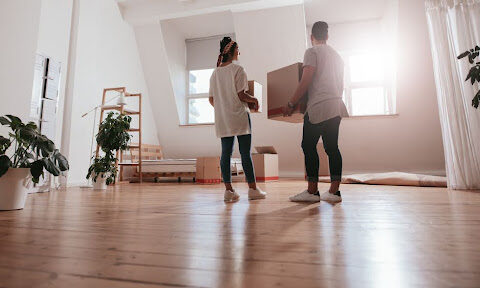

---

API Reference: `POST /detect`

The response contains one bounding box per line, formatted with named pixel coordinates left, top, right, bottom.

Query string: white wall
left=135, top=5, right=309, bottom=175
left=36, top=0, right=74, bottom=147
left=0, top=0, right=42, bottom=122
left=161, top=21, right=188, bottom=124
left=64, top=0, right=159, bottom=185
left=134, top=0, right=445, bottom=176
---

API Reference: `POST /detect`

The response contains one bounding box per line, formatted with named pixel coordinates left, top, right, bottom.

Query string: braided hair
left=217, top=37, right=238, bottom=67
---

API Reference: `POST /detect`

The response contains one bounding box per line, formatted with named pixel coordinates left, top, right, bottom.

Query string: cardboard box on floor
left=267, top=63, right=307, bottom=123
left=252, top=146, right=279, bottom=182
left=196, top=157, right=221, bottom=184
left=247, top=80, right=262, bottom=113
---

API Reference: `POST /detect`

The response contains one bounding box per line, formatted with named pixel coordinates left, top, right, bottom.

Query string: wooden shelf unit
left=95, top=87, right=143, bottom=183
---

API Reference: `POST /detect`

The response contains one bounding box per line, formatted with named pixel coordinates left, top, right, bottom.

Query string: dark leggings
left=302, top=114, right=343, bottom=182
left=221, top=134, right=256, bottom=184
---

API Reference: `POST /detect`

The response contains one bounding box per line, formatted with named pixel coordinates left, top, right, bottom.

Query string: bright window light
left=189, top=69, right=214, bottom=95
left=188, top=98, right=214, bottom=124
left=349, top=54, right=385, bottom=82
left=351, top=87, right=385, bottom=116
left=342, top=51, right=393, bottom=116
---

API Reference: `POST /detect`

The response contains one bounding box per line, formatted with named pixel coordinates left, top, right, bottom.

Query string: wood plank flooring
left=0, top=180, right=479, bottom=288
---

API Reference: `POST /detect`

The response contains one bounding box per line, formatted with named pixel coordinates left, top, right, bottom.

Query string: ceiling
left=304, top=0, right=389, bottom=25
left=162, top=11, right=235, bottom=40
left=119, top=0, right=392, bottom=38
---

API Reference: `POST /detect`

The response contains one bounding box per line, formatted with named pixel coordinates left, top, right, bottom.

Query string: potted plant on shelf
left=0, top=115, right=69, bottom=210
left=86, top=112, right=131, bottom=190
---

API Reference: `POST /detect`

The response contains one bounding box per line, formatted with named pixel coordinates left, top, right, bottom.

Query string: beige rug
left=319, top=172, right=447, bottom=187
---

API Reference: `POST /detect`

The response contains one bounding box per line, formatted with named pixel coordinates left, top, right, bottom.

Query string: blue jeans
left=220, top=115, right=255, bottom=184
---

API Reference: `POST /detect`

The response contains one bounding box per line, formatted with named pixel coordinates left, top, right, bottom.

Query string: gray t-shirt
left=303, top=44, right=349, bottom=124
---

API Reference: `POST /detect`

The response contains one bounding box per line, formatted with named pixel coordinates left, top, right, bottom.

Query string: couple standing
left=208, top=21, right=348, bottom=203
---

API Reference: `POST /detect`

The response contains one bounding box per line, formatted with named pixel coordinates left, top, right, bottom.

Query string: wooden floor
left=0, top=180, right=479, bottom=288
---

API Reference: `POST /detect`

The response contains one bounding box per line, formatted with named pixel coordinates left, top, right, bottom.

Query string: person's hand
left=284, top=102, right=294, bottom=116
left=252, top=98, right=259, bottom=112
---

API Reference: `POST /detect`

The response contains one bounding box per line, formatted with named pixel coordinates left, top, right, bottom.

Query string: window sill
left=344, top=113, right=399, bottom=120
left=179, top=123, right=214, bottom=127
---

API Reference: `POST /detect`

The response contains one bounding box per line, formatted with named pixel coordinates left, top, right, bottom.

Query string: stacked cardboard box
left=267, top=63, right=307, bottom=123
left=247, top=80, right=262, bottom=113
left=252, top=146, right=279, bottom=182
left=196, top=157, right=221, bottom=184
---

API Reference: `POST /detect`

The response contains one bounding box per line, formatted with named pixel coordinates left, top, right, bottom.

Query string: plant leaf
left=0, top=155, right=11, bottom=177
left=52, top=150, right=69, bottom=171
left=472, top=90, right=480, bottom=109
left=42, top=158, right=60, bottom=176
left=30, top=160, right=44, bottom=183
left=5, top=115, right=23, bottom=130
left=0, top=116, right=10, bottom=126
left=0, top=136, right=11, bottom=154
left=457, top=50, right=470, bottom=59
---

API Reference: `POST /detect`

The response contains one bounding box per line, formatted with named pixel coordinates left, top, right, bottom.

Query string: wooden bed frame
left=122, top=144, right=195, bottom=183
left=123, top=144, right=244, bottom=183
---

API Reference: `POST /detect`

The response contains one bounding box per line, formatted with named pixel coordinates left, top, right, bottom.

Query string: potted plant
left=0, top=115, right=69, bottom=210
left=457, top=45, right=480, bottom=108
left=86, top=112, right=131, bottom=189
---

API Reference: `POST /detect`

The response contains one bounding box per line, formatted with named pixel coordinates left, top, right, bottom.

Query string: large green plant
left=0, top=115, right=69, bottom=183
left=86, top=112, right=131, bottom=185
left=457, top=45, right=480, bottom=108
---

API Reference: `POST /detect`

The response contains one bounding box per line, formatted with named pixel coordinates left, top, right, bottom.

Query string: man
left=285, top=21, right=348, bottom=203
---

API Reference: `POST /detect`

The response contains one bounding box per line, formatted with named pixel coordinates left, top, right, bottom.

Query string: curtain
left=425, top=0, right=480, bottom=190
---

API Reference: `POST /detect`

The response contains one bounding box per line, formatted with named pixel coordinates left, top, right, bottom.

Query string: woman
left=209, top=37, right=267, bottom=202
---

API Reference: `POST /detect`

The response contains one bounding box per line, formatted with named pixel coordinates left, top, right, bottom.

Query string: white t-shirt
left=303, top=44, right=349, bottom=124
left=209, top=63, right=250, bottom=138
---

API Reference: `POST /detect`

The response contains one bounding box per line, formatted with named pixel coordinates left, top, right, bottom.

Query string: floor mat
left=319, top=172, right=447, bottom=187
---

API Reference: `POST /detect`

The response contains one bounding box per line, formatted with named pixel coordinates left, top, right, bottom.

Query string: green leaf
left=0, top=155, right=11, bottom=178
left=0, top=136, right=11, bottom=154
left=457, top=50, right=470, bottom=59
left=42, top=158, right=60, bottom=176
left=5, top=115, right=23, bottom=130
left=473, top=90, right=480, bottom=109
left=52, top=150, right=69, bottom=171
left=30, top=160, right=44, bottom=184
left=0, top=116, right=10, bottom=126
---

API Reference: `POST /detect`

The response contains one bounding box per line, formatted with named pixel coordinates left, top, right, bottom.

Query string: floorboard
left=0, top=180, right=479, bottom=288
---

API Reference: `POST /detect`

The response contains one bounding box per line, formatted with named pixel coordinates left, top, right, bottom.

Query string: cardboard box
left=267, top=63, right=307, bottom=123
left=196, top=157, right=221, bottom=184
left=252, top=146, right=279, bottom=182
left=247, top=80, right=262, bottom=113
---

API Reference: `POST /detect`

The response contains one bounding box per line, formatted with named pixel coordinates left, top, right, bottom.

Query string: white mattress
left=138, top=158, right=243, bottom=174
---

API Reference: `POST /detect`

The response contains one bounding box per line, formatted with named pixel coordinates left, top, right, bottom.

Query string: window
left=343, top=52, right=394, bottom=116
left=187, top=68, right=215, bottom=124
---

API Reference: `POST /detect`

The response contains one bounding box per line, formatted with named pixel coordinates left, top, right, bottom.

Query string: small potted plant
left=0, top=115, right=69, bottom=210
left=86, top=112, right=131, bottom=189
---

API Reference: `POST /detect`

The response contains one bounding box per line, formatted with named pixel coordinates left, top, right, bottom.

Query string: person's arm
left=284, top=65, right=315, bottom=116
left=209, top=96, right=214, bottom=107
left=238, top=91, right=259, bottom=111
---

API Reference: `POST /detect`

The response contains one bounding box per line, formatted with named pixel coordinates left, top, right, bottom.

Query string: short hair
left=312, top=21, right=328, bottom=41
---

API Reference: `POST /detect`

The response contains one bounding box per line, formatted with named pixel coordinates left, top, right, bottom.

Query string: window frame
left=186, top=68, right=215, bottom=125
left=342, top=51, right=395, bottom=117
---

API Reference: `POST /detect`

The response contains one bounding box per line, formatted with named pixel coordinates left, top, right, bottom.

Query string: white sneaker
left=320, top=191, right=342, bottom=203
left=224, top=190, right=240, bottom=202
left=289, top=190, right=320, bottom=202
left=248, top=188, right=267, bottom=200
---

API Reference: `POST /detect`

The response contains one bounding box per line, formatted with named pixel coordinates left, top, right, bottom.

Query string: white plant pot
left=92, top=173, right=107, bottom=190
left=0, top=168, right=32, bottom=210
